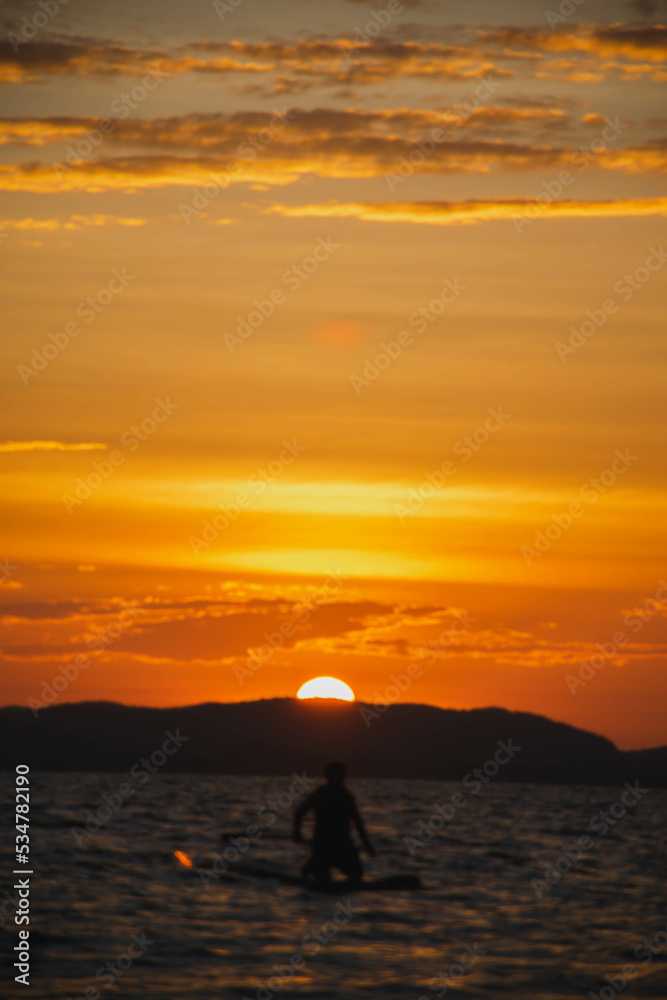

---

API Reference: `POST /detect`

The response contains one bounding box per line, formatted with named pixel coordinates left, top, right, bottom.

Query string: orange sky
left=1, top=0, right=666, bottom=750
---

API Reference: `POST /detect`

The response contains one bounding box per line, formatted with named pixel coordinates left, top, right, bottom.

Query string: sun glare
left=297, top=677, right=355, bottom=701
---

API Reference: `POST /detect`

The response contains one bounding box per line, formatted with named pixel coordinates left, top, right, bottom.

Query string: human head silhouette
left=324, top=760, right=347, bottom=785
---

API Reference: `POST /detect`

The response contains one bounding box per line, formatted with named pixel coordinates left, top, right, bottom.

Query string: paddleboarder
left=293, top=760, right=375, bottom=882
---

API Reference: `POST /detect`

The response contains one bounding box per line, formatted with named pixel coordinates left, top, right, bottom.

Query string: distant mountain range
left=0, top=699, right=665, bottom=787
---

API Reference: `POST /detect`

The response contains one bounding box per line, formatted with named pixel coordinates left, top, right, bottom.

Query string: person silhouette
left=293, top=760, right=375, bottom=883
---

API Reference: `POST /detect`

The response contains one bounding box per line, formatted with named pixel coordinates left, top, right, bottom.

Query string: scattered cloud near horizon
left=266, top=197, right=667, bottom=225
left=0, top=441, right=108, bottom=452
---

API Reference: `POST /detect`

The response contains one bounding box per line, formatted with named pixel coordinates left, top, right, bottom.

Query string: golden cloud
left=1, top=138, right=664, bottom=194
left=266, top=197, right=667, bottom=226
left=0, top=106, right=575, bottom=151
left=0, top=215, right=146, bottom=230
left=1, top=27, right=664, bottom=90
left=0, top=441, right=108, bottom=452
left=482, top=25, right=667, bottom=61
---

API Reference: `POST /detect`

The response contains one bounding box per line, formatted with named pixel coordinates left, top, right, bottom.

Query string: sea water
left=1, top=773, right=665, bottom=999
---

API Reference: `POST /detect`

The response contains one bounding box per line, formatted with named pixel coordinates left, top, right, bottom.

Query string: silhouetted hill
left=623, top=746, right=667, bottom=789
left=0, top=699, right=664, bottom=786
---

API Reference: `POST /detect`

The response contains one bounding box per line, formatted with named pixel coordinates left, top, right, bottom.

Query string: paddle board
left=236, top=860, right=422, bottom=893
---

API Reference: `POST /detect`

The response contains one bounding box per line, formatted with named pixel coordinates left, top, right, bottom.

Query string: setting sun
left=297, top=677, right=355, bottom=701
